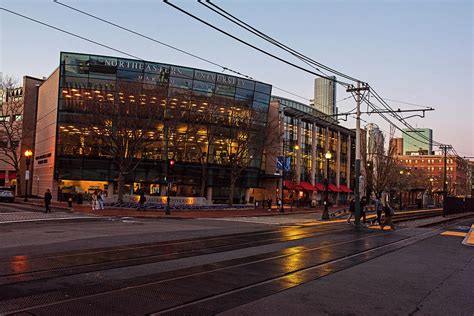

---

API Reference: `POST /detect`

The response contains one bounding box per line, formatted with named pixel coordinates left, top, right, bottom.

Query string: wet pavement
left=0, top=213, right=472, bottom=315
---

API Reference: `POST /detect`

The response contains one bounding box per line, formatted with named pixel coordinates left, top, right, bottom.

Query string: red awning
left=300, top=182, right=317, bottom=191
left=0, top=172, right=5, bottom=180
left=8, top=172, right=16, bottom=180
left=283, top=180, right=296, bottom=190
left=314, top=183, right=325, bottom=191
left=339, top=185, right=352, bottom=193
left=328, top=184, right=340, bottom=192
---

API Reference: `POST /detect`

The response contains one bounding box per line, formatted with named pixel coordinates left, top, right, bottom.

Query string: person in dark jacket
left=381, top=202, right=395, bottom=230
left=138, top=191, right=146, bottom=211
left=44, top=189, right=52, bottom=213
left=347, top=197, right=355, bottom=223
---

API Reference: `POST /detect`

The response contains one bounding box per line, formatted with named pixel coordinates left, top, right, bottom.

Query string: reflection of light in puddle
left=281, top=247, right=336, bottom=284
left=441, top=231, right=467, bottom=237
left=10, top=255, right=29, bottom=274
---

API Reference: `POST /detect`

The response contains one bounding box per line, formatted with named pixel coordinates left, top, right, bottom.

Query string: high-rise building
left=365, top=123, right=384, bottom=160
left=402, top=128, right=433, bottom=155
left=310, top=76, right=336, bottom=120
left=389, top=138, right=403, bottom=155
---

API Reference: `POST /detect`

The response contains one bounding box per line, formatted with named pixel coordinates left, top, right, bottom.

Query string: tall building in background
left=389, top=137, right=403, bottom=155
left=403, top=128, right=433, bottom=155
left=365, top=123, right=385, bottom=160
left=310, top=76, right=336, bottom=121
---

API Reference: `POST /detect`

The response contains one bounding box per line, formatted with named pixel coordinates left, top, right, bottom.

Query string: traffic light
left=169, top=159, right=175, bottom=173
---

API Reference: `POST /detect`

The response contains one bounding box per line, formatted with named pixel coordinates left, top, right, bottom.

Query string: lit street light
left=24, top=149, right=33, bottom=202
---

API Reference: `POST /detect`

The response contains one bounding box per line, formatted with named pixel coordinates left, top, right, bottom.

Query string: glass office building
left=34, top=52, right=272, bottom=203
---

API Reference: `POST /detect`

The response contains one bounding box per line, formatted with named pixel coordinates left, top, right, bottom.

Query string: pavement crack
left=408, top=254, right=474, bottom=316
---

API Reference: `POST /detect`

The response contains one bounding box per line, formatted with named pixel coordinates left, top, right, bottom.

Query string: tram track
left=0, top=223, right=447, bottom=315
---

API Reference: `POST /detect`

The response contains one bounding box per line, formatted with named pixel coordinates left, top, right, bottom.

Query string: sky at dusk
left=1, top=0, right=472, bottom=156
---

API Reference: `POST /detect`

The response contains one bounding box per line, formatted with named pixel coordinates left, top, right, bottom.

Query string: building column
left=336, top=131, right=341, bottom=205
left=347, top=135, right=351, bottom=190
left=206, top=186, right=213, bottom=205
left=244, top=188, right=251, bottom=204
left=107, top=182, right=114, bottom=201
left=295, top=119, right=301, bottom=184
left=311, top=123, right=317, bottom=202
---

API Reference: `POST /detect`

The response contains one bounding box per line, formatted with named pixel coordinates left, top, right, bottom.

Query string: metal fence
left=443, top=197, right=474, bottom=216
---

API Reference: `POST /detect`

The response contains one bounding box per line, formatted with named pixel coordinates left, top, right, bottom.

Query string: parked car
left=0, top=187, right=15, bottom=202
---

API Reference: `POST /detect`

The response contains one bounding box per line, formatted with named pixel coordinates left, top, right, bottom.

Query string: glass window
left=62, top=53, right=89, bottom=66
left=194, top=70, right=216, bottom=82
left=193, top=80, right=215, bottom=94
left=64, top=64, right=89, bottom=77
left=235, top=88, right=254, bottom=100
left=254, top=91, right=270, bottom=104
left=216, top=74, right=237, bottom=86
left=255, top=82, right=272, bottom=94
left=63, top=76, right=89, bottom=90
left=117, top=69, right=143, bottom=82
left=170, top=77, right=192, bottom=90
left=89, top=56, right=117, bottom=80
left=170, top=66, right=194, bottom=79
left=252, top=101, right=268, bottom=112
left=215, top=84, right=235, bottom=97
left=236, top=78, right=255, bottom=90
left=88, top=78, right=116, bottom=91
left=117, top=58, right=145, bottom=72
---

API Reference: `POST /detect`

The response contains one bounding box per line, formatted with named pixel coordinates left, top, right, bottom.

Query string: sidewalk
left=19, top=198, right=345, bottom=219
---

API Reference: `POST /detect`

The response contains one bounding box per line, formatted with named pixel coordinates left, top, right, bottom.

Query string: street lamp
left=24, top=149, right=33, bottom=202
left=322, top=151, right=332, bottom=220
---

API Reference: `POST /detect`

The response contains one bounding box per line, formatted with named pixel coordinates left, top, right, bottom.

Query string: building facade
left=402, top=128, right=433, bottom=155
left=396, top=154, right=470, bottom=197
left=33, top=52, right=272, bottom=203
left=389, top=137, right=403, bottom=155
left=0, top=76, right=42, bottom=194
left=260, top=96, right=355, bottom=207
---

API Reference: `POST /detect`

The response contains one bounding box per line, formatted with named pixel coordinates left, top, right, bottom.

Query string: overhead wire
left=199, top=0, right=358, bottom=82
left=162, top=0, right=353, bottom=86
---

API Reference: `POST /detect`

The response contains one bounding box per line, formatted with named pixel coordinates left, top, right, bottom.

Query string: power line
left=0, top=7, right=143, bottom=61
left=4, top=5, right=311, bottom=103
left=162, top=0, right=353, bottom=87
left=199, top=0, right=360, bottom=83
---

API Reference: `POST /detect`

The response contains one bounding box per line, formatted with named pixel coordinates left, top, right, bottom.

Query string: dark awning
left=328, top=184, right=340, bottom=192
left=314, top=183, right=325, bottom=191
left=339, top=185, right=352, bottom=193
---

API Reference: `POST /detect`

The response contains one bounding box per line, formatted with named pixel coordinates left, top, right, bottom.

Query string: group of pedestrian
left=91, top=190, right=105, bottom=211
left=347, top=195, right=395, bottom=230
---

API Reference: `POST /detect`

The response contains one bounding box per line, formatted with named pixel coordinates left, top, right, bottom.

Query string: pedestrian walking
left=97, top=190, right=105, bottom=210
left=138, top=191, right=146, bottom=211
left=381, top=201, right=395, bottom=230
left=91, top=190, right=98, bottom=211
left=347, top=197, right=355, bottom=223
left=44, top=189, right=52, bottom=213
left=374, top=195, right=383, bottom=225
left=360, top=196, right=368, bottom=224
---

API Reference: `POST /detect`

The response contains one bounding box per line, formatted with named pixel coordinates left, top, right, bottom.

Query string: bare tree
left=71, top=83, right=162, bottom=202
left=0, top=75, right=23, bottom=194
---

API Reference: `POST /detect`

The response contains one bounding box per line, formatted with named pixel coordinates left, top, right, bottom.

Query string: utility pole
left=440, top=144, right=452, bottom=216
left=346, top=82, right=369, bottom=231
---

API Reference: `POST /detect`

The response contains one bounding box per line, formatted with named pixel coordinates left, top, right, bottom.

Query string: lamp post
left=24, top=149, right=33, bottom=202
left=279, top=138, right=285, bottom=213
left=165, top=159, right=174, bottom=215
left=322, top=151, right=332, bottom=220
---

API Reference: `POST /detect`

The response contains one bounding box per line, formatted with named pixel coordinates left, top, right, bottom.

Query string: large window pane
left=215, top=84, right=236, bottom=97
left=194, top=69, right=216, bottom=82
left=235, top=87, right=254, bottom=100
left=254, top=91, right=270, bottom=104
left=170, top=66, right=194, bottom=79
left=170, top=77, right=192, bottom=90
left=255, top=82, right=272, bottom=94
left=236, top=78, right=255, bottom=90
left=193, top=80, right=215, bottom=95
left=62, top=53, right=89, bottom=66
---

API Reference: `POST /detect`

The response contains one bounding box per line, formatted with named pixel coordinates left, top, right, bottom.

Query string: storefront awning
left=328, top=184, right=340, bottom=192
left=338, top=185, right=352, bottom=193
left=283, top=180, right=297, bottom=190
left=300, top=182, right=317, bottom=191
left=8, top=172, right=16, bottom=180
left=314, top=183, right=325, bottom=191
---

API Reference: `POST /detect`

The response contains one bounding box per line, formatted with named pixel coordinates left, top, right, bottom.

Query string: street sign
left=277, top=157, right=291, bottom=171
left=25, top=170, right=30, bottom=180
